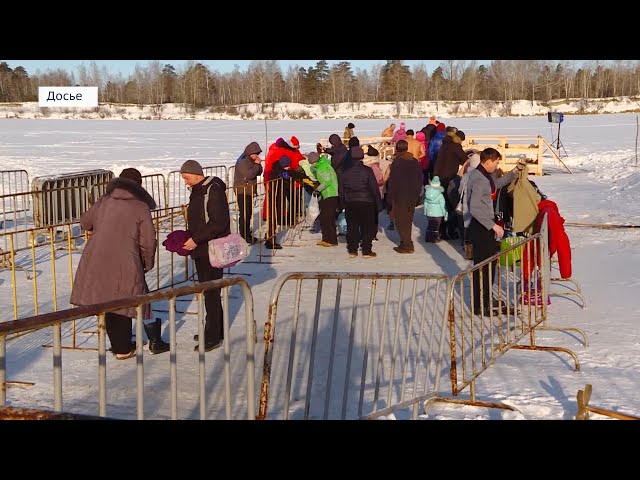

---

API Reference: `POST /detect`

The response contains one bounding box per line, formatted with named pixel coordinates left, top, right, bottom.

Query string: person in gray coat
left=70, top=168, right=168, bottom=359
left=233, top=141, right=263, bottom=244
left=466, top=149, right=523, bottom=315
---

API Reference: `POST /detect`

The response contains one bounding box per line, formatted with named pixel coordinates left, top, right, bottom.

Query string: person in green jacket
left=312, top=153, right=340, bottom=246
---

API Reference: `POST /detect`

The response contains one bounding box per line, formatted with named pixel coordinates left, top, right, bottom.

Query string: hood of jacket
left=244, top=141, right=262, bottom=157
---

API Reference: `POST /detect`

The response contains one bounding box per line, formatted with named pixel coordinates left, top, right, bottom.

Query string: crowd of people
left=71, top=117, right=532, bottom=359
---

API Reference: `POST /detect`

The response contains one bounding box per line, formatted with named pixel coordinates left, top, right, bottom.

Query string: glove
left=281, top=172, right=290, bottom=180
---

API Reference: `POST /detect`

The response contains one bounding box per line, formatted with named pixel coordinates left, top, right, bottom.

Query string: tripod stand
left=551, top=122, right=568, bottom=157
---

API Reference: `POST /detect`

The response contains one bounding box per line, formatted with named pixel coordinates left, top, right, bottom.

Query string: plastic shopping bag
left=306, top=193, right=320, bottom=224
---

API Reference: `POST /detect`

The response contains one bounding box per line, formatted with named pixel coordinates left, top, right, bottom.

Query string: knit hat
left=306, top=152, right=320, bottom=164
left=278, top=155, right=291, bottom=168
left=347, top=122, right=355, bottom=129
left=290, top=136, right=300, bottom=147
left=430, top=176, right=442, bottom=187
left=350, top=146, right=365, bottom=160
left=366, top=145, right=379, bottom=157
left=428, top=116, right=436, bottom=125
left=436, top=123, right=446, bottom=132
left=180, top=159, right=204, bottom=176
left=120, top=167, right=142, bottom=185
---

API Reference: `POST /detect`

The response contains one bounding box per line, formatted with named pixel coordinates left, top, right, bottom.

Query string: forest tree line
left=1, top=60, right=639, bottom=108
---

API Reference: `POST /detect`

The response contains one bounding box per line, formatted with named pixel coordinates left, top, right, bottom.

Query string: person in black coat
left=339, top=146, right=383, bottom=258
left=181, top=160, right=231, bottom=352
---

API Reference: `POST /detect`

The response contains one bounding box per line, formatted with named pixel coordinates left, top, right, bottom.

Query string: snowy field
left=1, top=113, right=639, bottom=420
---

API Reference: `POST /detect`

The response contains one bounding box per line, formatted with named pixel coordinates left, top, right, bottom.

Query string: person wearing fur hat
left=423, top=176, right=448, bottom=242
left=233, top=142, right=263, bottom=245
left=339, top=146, right=383, bottom=258
left=71, top=168, right=169, bottom=359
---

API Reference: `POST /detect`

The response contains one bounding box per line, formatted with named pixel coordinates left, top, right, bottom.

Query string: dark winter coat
left=386, top=151, right=423, bottom=208
left=70, top=177, right=157, bottom=319
left=233, top=141, right=263, bottom=196
left=339, top=161, right=383, bottom=211
left=186, top=176, right=231, bottom=260
left=325, top=134, right=348, bottom=179
left=434, top=135, right=467, bottom=186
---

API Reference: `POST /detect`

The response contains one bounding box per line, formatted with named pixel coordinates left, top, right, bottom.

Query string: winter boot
left=143, top=318, right=170, bottom=355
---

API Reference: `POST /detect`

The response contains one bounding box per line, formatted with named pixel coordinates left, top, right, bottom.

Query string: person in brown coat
left=70, top=168, right=167, bottom=359
left=386, top=140, right=423, bottom=253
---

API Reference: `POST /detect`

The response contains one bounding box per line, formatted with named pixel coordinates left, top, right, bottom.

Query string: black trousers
left=345, top=201, right=376, bottom=254
left=237, top=194, right=254, bottom=240
left=105, top=312, right=132, bottom=354
left=194, top=257, right=224, bottom=344
left=319, top=196, right=339, bottom=244
left=471, top=218, right=501, bottom=310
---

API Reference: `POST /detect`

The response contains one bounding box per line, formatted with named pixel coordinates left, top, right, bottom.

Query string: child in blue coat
left=423, top=176, right=448, bottom=243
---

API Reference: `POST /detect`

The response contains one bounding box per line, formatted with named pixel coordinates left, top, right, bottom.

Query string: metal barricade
left=31, top=170, right=113, bottom=228
left=0, top=170, right=30, bottom=230
left=142, top=173, right=168, bottom=210
left=258, top=272, right=451, bottom=420
left=0, top=277, right=257, bottom=420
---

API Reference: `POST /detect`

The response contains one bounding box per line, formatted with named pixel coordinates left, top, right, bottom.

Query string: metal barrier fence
left=31, top=170, right=113, bottom=227
left=257, top=272, right=451, bottom=420
left=0, top=277, right=257, bottom=420
left=364, top=216, right=589, bottom=419
left=0, top=170, right=30, bottom=230
left=0, top=176, right=311, bottom=322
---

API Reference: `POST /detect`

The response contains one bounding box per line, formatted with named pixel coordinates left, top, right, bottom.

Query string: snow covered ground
left=1, top=113, right=639, bottom=420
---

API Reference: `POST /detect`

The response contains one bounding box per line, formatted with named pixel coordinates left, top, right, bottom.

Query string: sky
left=1, top=109, right=639, bottom=421
left=3, top=59, right=453, bottom=77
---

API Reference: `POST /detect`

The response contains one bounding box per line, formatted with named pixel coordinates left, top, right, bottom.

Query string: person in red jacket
left=522, top=199, right=572, bottom=282
left=262, top=137, right=303, bottom=222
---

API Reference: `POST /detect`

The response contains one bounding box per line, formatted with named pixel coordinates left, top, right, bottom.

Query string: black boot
left=143, top=319, right=170, bottom=355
